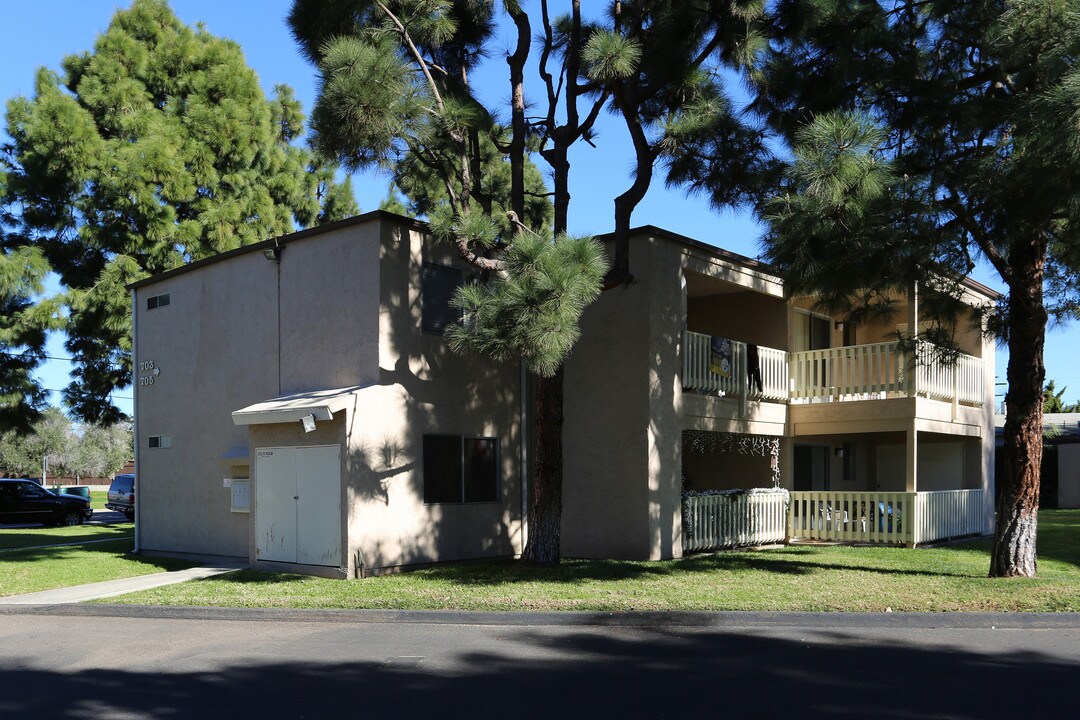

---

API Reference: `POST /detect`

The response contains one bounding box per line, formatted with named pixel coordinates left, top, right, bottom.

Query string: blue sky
left=2, top=0, right=1077, bottom=414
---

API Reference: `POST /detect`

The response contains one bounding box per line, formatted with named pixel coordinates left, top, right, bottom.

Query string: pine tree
left=289, top=0, right=608, bottom=564
left=750, top=0, right=1080, bottom=577
left=290, top=1, right=772, bottom=563
left=1, top=0, right=357, bottom=426
left=0, top=241, right=58, bottom=434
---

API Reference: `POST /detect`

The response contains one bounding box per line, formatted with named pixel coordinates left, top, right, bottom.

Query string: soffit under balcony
left=685, top=268, right=783, bottom=299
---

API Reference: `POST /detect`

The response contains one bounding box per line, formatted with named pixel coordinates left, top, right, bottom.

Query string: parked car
left=106, top=474, right=135, bottom=520
left=0, top=478, right=93, bottom=527
left=52, top=485, right=92, bottom=502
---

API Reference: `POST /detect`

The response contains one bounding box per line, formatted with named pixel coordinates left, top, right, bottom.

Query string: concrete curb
left=1, top=603, right=1079, bottom=629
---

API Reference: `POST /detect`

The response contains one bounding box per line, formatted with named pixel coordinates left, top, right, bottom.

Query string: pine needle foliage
left=752, top=0, right=1080, bottom=576
left=0, top=245, right=58, bottom=434
left=446, top=234, right=608, bottom=378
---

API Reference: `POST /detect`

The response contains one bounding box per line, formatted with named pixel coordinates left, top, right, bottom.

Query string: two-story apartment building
left=131, top=212, right=997, bottom=577
left=563, top=228, right=996, bottom=558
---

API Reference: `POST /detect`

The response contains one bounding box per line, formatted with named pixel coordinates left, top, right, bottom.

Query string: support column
left=906, top=424, right=919, bottom=546
left=905, top=425, right=918, bottom=493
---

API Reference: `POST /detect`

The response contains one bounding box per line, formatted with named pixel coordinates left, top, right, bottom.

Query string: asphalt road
left=1, top=609, right=1078, bottom=719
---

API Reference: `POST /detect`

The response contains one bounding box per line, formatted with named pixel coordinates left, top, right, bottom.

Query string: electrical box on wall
left=228, top=479, right=250, bottom=513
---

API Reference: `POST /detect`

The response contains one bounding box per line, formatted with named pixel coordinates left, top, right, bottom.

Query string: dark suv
left=0, top=478, right=93, bottom=527
left=106, top=473, right=135, bottom=520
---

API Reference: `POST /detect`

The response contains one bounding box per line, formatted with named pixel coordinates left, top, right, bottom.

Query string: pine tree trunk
left=523, top=367, right=563, bottom=564
left=990, top=241, right=1047, bottom=578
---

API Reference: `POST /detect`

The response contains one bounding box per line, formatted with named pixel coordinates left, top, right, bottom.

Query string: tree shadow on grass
left=0, top=526, right=134, bottom=552
left=2, top=539, right=190, bottom=573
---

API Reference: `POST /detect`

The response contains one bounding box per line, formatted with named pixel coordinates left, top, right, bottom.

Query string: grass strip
left=0, top=539, right=192, bottom=598
left=100, top=510, right=1080, bottom=613
left=0, top=524, right=134, bottom=551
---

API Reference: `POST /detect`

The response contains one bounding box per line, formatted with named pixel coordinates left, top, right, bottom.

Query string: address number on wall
left=139, top=359, right=161, bottom=387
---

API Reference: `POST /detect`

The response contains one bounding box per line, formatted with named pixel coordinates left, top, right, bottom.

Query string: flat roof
left=130, top=212, right=1003, bottom=301
left=129, top=210, right=426, bottom=291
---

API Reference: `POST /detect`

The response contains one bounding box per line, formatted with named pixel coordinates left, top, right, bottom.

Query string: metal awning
left=231, top=386, right=367, bottom=426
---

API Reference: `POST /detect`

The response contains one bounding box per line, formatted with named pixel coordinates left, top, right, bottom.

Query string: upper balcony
left=682, top=329, right=985, bottom=409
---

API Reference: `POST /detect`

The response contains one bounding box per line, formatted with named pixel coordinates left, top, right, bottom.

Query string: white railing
left=683, top=489, right=986, bottom=552
left=786, top=489, right=985, bottom=546
left=788, top=491, right=914, bottom=545
left=684, top=332, right=985, bottom=407
left=915, top=342, right=983, bottom=406
left=789, top=341, right=984, bottom=406
left=913, top=489, right=985, bottom=544
left=790, top=342, right=907, bottom=402
left=682, top=331, right=788, bottom=403
left=683, top=491, right=788, bottom=551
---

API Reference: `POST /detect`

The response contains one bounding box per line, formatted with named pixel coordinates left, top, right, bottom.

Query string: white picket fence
left=913, top=489, right=986, bottom=545
left=788, top=492, right=914, bottom=545
left=683, top=492, right=788, bottom=551
left=684, top=489, right=985, bottom=551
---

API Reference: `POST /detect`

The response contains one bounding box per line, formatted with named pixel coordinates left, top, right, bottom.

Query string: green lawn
left=0, top=523, right=134, bottom=551
left=99, top=510, right=1080, bottom=612
left=0, top=534, right=193, bottom=597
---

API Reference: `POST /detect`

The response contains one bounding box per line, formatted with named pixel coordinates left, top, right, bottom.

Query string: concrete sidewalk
left=0, top=564, right=246, bottom=605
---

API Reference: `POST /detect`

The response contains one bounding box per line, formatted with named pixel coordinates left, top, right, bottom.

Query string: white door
left=255, top=445, right=341, bottom=567
left=296, top=446, right=342, bottom=566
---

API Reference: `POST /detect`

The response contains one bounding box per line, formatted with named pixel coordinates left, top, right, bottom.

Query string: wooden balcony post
left=738, top=341, right=748, bottom=418
left=905, top=426, right=918, bottom=494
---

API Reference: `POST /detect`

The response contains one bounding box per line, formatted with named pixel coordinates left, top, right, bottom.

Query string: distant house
left=995, top=413, right=1080, bottom=509
left=131, top=212, right=998, bottom=578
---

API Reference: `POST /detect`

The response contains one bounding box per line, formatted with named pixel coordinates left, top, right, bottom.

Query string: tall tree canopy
left=0, top=241, right=57, bottom=434
left=1, top=0, right=356, bottom=426
left=751, top=0, right=1080, bottom=576
left=289, top=0, right=766, bottom=562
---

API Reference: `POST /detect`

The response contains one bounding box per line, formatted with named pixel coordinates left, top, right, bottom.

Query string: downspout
left=131, top=288, right=140, bottom=554
left=519, top=360, right=528, bottom=554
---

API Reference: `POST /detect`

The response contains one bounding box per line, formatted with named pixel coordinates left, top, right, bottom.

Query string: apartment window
left=146, top=293, right=170, bottom=310
left=148, top=435, right=172, bottom=449
left=421, top=263, right=464, bottom=334
left=423, top=434, right=499, bottom=504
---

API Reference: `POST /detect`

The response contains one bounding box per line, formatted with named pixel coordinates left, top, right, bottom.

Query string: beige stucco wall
left=135, top=215, right=523, bottom=574
left=1058, top=444, right=1080, bottom=509
left=344, top=222, right=523, bottom=573
left=563, top=236, right=654, bottom=560
left=134, top=247, right=280, bottom=559
left=687, top=290, right=788, bottom=350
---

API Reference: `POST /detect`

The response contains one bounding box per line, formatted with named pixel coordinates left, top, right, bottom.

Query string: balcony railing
left=682, top=331, right=788, bottom=403
left=683, top=330, right=984, bottom=407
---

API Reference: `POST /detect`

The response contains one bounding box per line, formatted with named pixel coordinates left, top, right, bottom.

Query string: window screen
left=147, top=293, right=170, bottom=310
left=421, top=263, right=464, bottom=334
left=423, top=434, right=499, bottom=504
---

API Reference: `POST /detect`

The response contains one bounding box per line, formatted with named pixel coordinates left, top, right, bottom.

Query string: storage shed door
left=255, top=445, right=341, bottom=567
